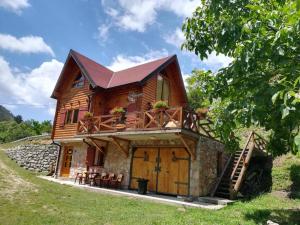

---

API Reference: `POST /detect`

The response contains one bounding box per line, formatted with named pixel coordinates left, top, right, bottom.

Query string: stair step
left=198, top=197, right=234, bottom=205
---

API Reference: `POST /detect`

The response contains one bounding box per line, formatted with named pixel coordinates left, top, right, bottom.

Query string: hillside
left=0, top=105, right=14, bottom=121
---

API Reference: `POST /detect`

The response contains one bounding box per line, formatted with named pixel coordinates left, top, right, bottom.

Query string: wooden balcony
left=77, top=107, right=215, bottom=137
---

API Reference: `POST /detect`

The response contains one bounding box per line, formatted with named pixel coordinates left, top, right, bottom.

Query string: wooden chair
left=88, top=173, right=99, bottom=186
left=110, top=174, right=123, bottom=189
left=74, top=172, right=83, bottom=184
left=95, top=172, right=107, bottom=187
left=101, top=173, right=115, bottom=187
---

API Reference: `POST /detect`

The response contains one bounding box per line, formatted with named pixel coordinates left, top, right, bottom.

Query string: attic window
left=72, top=74, right=84, bottom=88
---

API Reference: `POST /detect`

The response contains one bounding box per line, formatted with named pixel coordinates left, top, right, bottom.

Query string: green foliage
left=0, top=120, right=52, bottom=144
left=153, top=101, right=169, bottom=109
left=83, top=112, right=93, bottom=118
left=110, top=107, right=125, bottom=114
left=183, top=0, right=300, bottom=155
left=186, top=70, right=214, bottom=109
left=14, top=115, right=23, bottom=124
left=0, top=105, right=14, bottom=121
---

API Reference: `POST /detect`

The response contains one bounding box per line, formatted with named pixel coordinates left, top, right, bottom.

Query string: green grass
left=0, top=151, right=300, bottom=225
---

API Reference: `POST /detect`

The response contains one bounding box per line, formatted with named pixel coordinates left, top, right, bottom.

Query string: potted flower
left=110, top=107, right=125, bottom=117
left=153, top=100, right=169, bottom=113
left=83, top=112, right=94, bottom=133
left=196, top=107, right=208, bottom=119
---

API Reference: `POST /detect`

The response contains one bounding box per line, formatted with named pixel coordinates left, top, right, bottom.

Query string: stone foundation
left=6, top=145, right=58, bottom=172
left=59, top=135, right=225, bottom=197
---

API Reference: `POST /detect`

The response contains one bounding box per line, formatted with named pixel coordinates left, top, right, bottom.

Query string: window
left=65, top=109, right=79, bottom=124
left=65, top=110, right=73, bottom=124
left=94, top=149, right=105, bottom=166
left=72, top=109, right=79, bottom=123
left=156, top=75, right=169, bottom=102
left=72, top=74, right=84, bottom=88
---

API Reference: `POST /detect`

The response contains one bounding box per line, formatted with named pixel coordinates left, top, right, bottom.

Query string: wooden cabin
left=51, top=49, right=225, bottom=198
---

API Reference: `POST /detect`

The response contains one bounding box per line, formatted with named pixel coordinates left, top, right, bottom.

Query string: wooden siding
left=52, top=59, right=92, bottom=139
left=92, top=85, right=142, bottom=115
left=141, top=74, right=157, bottom=110
left=164, top=62, right=187, bottom=107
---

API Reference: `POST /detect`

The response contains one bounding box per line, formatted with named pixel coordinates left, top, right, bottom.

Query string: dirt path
left=0, top=150, right=38, bottom=200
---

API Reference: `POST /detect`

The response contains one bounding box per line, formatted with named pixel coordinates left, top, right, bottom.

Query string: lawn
left=0, top=149, right=299, bottom=225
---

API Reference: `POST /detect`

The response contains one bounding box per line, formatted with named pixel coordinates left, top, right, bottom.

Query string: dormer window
left=72, top=73, right=84, bottom=88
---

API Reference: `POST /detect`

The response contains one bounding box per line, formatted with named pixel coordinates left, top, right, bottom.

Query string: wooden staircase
left=211, top=131, right=267, bottom=199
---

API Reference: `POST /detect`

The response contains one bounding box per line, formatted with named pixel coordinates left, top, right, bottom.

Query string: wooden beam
left=88, top=138, right=105, bottom=154
left=176, top=133, right=196, bottom=160
left=110, top=136, right=129, bottom=157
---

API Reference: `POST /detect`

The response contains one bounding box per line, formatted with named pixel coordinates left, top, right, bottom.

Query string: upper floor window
left=72, top=74, right=84, bottom=88
left=156, top=75, right=169, bottom=102
left=65, top=109, right=79, bottom=124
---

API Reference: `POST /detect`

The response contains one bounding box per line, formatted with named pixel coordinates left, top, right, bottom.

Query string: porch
left=40, top=176, right=228, bottom=210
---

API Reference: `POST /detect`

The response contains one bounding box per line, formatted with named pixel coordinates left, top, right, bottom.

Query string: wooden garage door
left=130, top=148, right=157, bottom=192
left=157, top=148, right=189, bottom=195
left=130, top=147, right=190, bottom=196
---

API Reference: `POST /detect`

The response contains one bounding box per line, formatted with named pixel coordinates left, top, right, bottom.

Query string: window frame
left=64, top=108, right=80, bottom=125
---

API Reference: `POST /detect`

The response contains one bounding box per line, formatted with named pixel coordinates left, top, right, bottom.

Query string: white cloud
left=163, top=27, right=185, bottom=48
left=108, top=49, right=169, bottom=71
left=202, top=52, right=233, bottom=69
left=0, top=0, right=30, bottom=14
left=101, top=0, right=199, bottom=32
left=97, top=24, right=111, bottom=41
left=0, top=34, right=55, bottom=56
left=0, top=56, right=63, bottom=115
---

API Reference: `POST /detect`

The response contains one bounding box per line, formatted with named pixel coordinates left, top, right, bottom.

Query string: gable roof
left=51, top=49, right=184, bottom=98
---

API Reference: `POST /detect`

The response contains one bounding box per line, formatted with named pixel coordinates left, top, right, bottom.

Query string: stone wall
left=198, top=136, right=225, bottom=196
left=104, top=142, right=132, bottom=188
left=6, top=144, right=58, bottom=172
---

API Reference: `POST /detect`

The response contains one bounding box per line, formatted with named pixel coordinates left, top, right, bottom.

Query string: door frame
left=129, top=146, right=191, bottom=196
left=60, top=146, right=73, bottom=177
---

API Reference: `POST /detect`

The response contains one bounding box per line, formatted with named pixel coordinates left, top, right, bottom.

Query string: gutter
left=51, top=140, right=62, bottom=179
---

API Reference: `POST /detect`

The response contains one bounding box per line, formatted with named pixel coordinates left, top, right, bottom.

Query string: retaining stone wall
left=6, top=144, right=58, bottom=172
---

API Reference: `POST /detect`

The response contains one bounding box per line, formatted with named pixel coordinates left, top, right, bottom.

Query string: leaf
left=272, top=92, right=280, bottom=104
left=294, top=134, right=300, bottom=151
left=282, top=108, right=290, bottom=119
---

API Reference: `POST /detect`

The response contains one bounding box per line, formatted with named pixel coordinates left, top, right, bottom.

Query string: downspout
left=83, top=138, right=92, bottom=147
left=51, top=140, right=62, bottom=179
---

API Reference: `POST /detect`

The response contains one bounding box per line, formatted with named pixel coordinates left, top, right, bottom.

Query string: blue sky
left=0, top=0, right=231, bottom=122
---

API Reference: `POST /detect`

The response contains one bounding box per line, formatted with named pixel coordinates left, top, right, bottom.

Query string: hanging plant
left=83, top=112, right=94, bottom=133
left=196, top=107, right=208, bottom=119
left=153, top=101, right=169, bottom=112
left=110, top=107, right=125, bottom=116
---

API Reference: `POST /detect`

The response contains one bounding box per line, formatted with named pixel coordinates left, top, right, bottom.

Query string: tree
left=182, top=0, right=300, bottom=155
left=14, top=115, right=23, bottom=124
left=186, top=70, right=214, bottom=109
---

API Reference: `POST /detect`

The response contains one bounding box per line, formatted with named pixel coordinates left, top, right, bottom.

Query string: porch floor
left=39, top=176, right=226, bottom=210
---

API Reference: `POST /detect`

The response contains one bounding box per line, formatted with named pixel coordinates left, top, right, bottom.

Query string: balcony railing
left=77, top=107, right=215, bottom=137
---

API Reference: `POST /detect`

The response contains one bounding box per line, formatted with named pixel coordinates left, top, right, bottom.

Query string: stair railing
left=210, top=154, right=233, bottom=196
left=230, top=131, right=254, bottom=181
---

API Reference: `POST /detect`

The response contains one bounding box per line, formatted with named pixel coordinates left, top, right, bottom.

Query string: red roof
left=71, top=50, right=174, bottom=89
left=51, top=50, right=180, bottom=98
